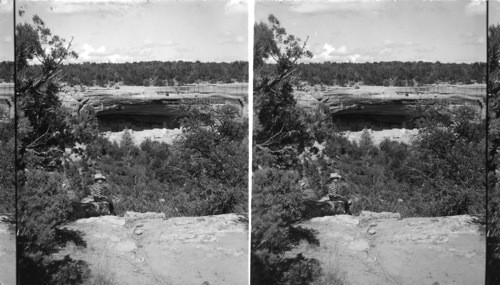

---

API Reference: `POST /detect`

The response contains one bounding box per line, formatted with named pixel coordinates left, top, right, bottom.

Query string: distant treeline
left=9, top=61, right=486, bottom=87
left=0, top=61, right=13, bottom=82
left=58, top=61, right=249, bottom=86
left=274, top=61, right=485, bottom=86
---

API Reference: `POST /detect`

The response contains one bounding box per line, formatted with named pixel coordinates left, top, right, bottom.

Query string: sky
left=17, top=0, right=248, bottom=63
left=490, top=1, right=500, bottom=26
left=0, top=0, right=14, bottom=61
left=256, top=0, right=486, bottom=64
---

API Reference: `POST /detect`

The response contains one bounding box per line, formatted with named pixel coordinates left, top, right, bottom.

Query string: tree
left=0, top=113, right=15, bottom=214
left=252, top=168, right=321, bottom=285
left=254, top=14, right=313, bottom=151
left=488, top=24, right=500, bottom=285
left=412, top=102, right=485, bottom=216
left=252, top=14, right=323, bottom=285
left=16, top=14, right=79, bottom=160
left=16, top=13, right=91, bottom=284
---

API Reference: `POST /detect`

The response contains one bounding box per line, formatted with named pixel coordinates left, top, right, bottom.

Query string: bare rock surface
left=60, top=213, right=248, bottom=285
left=0, top=216, right=15, bottom=285
left=292, top=213, right=484, bottom=285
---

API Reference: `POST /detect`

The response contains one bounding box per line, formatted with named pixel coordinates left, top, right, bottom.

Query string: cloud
left=462, top=37, right=485, bottom=46
left=383, top=40, right=394, bottom=46
left=142, top=39, right=177, bottom=48
left=321, top=44, right=347, bottom=55
left=0, top=0, right=12, bottom=13
left=174, top=46, right=194, bottom=54
left=465, top=0, right=486, bottom=16
left=224, top=0, right=247, bottom=15
left=73, top=43, right=132, bottom=63
left=236, top=36, right=245, bottom=43
left=219, top=31, right=246, bottom=45
left=308, top=43, right=372, bottom=63
left=40, top=0, right=149, bottom=15
left=383, top=39, right=417, bottom=48
left=345, top=40, right=421, bottom=60
left=415, top=47, right=436, bottom=54
left=288, top=0, right=387, bottom=16
left=1, top=36, right=12, bottom=43
left=460, top=32, right=485, bottom=46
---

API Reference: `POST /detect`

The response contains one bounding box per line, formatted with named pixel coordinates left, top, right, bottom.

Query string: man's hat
left=93, top=173, right=107, bottom=181
left=329, top=172, right=342, bottom=179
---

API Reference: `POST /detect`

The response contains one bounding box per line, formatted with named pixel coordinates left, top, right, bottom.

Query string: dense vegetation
left=252, top=14, right=485, bottom=285
left=308, top=104, right=485, bottom=217
left=252, top=15, right=327, bottom=285
left=0, top=112, right=14, bottom=214
left=56, top=61, right=248, bottom=86
left=16, top=13, right=92, bottom=285
left=487, top=24, right=500, bottom=285
left=67, top=104, right=248, bottom=217
left=258, top=61, right=485, bottom=87
left=293, top=61, right=485, bottom=86
left=16, top=14, right=247, bottom=285
left=0, top=61, right=13, bottom=82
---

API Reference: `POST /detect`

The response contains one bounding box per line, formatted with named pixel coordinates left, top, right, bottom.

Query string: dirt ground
left=0, top=217, right=15, bottom=285
left=292, top=213, right=485, bottom=285
left=60, top=213, right=248, bottom=285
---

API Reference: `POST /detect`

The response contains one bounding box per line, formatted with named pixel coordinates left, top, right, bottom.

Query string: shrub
left=252, top=168, right=321, bottom=284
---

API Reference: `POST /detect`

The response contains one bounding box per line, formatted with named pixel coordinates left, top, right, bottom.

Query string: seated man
left=89, top=173, right=116, bottom=215
left=326, top=172, right=352, bottom=215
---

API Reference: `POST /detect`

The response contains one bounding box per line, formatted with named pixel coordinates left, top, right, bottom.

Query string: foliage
left=80, top=104, right=248, bottom=217
left=47, top=61, right=248, bottom=86
left=252, top=14, right=322, bottom=285
left=252, top=168, right=321, bottom=284
left=318, top=103, right=485, bottom=217
left=16, top=14, right=91, bottom=285
left=488, top=24, right=500, bottom=285
left=17, top=170, right=90, bottom=284
left=254, top=14, right=313, bottom=151
left=0, top=115, right=14, bottom=213
left=0, top=61, right=13, bottom=82
left=264, top=61, right=485, bottom=86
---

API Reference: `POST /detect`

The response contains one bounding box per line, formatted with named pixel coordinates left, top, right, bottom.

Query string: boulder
left=69, top=197, right=111, bottom=220
left=302, top=199, right=350, bottom=220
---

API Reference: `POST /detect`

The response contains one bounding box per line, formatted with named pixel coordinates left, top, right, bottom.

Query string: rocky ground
left=0, top=216, right=15, bottom=285
left=59, top=212, right=248, bottom=285
left=291, top=212, right=485, bottom=285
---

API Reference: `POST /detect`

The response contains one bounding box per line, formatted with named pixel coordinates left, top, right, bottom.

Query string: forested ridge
left=54, top=61, right=247, bottom=86
left=3, top=60, right=486, bottom=87
left=0, top=61, right=13, bottom=82
left=263, top=61, right=485, bottom=86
